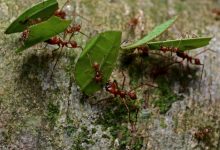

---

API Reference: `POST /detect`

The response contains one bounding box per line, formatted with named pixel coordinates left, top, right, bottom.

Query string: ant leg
left=90, top=95, right=115, bottom=105
left=129, top=82, right=158, bottom=92
left=121, top=71, right=126, bottom=90
left=73, top=12, right=91, bottom=22
left=143, top=90, right=149, bottom=109
left=50, top=46, right=64, bottom=79
left=52, top=45, right=61, bottom=55
left=78, top=31, right=89, bottom=38
left=199, top=64, right=204, bottom=89
left=121, top=98, right=132, bottom=125
left=132, top=107, right=139, bottom=133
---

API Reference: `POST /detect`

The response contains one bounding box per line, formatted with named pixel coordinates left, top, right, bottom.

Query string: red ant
left=19, top=18, right=43, bottom=42
left=54, top=9, right=66, bottom=19
left=64, top=24, right=88, bottom=38
left=137, top=45, right=149, bottom=57
left=159, top=46, right=202, bottom=65
left=105, top=80, right=137, bottom=100
left=20, top=29, right=30, bottom=42
left=53, top=0, right=71, bottom=19
left=19, top=17, right=42, bottom=26
left=128, top=17, right=139, bottom=28
left=92, top=62, right=102, bottom=83
left=212, top=8, right=220, bottom=16
left=65, top=24, right=81, bottom=34
left=194, top=127, right=212, bottom=141
left=176, top=51, right=202, bottom=65
left=44, top=36, right=80, bottom=49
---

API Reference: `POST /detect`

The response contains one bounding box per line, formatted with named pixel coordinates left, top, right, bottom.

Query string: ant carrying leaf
left=74, top=31, right=122, bottom=95
left=16, top=16, right=71, bottom=52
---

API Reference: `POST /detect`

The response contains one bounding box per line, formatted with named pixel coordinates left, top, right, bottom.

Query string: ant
left=64, top=24, right=88, bottom=38
left=194, top=127, right=212, bottom=141
left=65, top=24, right=81, bottom=34
left=212, top=8, right=220, bottom=16
left=105, top=80, right=137, bottom=100
left=19, top=17, right=42, bottom=25
left=44, top=36, right=81, bottom=79
left=176, top=51, right=202, bottom=65
left=136, top=45, right=149, bottom=57
left=92, top=62, right=102, bottom=83
left=159, top=45, right=203, bottom=66
left=20, top=29, right=30, bottom=42
left=54, top=9, right=66, bottom=19
left=19, top=18, right=43, bottom=42
left=53, top=0, right=71, bottom=19
left=44, top=36, right=80, bottom=49
left=128, top=17, right=139, bottom=29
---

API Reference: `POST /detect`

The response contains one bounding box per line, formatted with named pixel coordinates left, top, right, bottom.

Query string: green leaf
left=121, top=16, right=178, bottom=49
left=74, top=31, right=122, bottom=95
left=16, top=16, right=71, bottom=52
left=147, top=37, right=212, bottom=51
left=5, top=0, right=58, bottom=34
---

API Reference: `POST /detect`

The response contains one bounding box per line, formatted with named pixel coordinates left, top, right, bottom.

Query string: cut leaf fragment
left=74, top=31, right=122, bottom=95
left=121, top=16, right=178, bottom=49
left=5, top=0, right=58, bottom=34
left=147, top=37, right=212, bottom=51
left=17, top=16, right=71, bottom=52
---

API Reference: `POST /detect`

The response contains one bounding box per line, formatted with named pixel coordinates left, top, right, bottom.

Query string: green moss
left=102, top=134, right=111, bottom=139
left=91, top=128, right=97, bottom=134
left=46, top=102, right=59, bottom=126
left=160, top=117, right=168, bottom=129
left=152, top=77, right=184, bottom=114
left=71, top=126, right=95, bottom=150
left=95, top=98, right=143, bottom=149
left=65, top=125, right=77, bottom=137
left=65, top=52, right=77, bottom=75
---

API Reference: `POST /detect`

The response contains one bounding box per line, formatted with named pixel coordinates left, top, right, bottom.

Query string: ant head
left=54, top=9, right=66, bottom=19
left=129, top=17, right=139, bottom=27
left=93, top=62, right=99, bottom=70
left=128, top=91, right=137, bottom=100
left=20, top=29, right=29, bottom=41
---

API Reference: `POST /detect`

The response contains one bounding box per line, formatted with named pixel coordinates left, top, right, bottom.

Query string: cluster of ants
left=18, top=0, right=206, bottom=134
left=20, top=1, right=82, bottom=50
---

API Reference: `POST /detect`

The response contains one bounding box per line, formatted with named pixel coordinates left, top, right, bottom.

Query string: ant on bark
left=176, top=51, right=202, bottom=65
left=194, top=127, right=212, bottom=141
left=86, top=54, right=104, bottom=84
left=44, top=36, right=81, bottom=49
left=20, top=29, right=30, bottom=42
left=105, top=80, right=137, bottom=100
left=159, top=45, right=203, bottom=66
left=104, top=79, right=157, bottom=133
